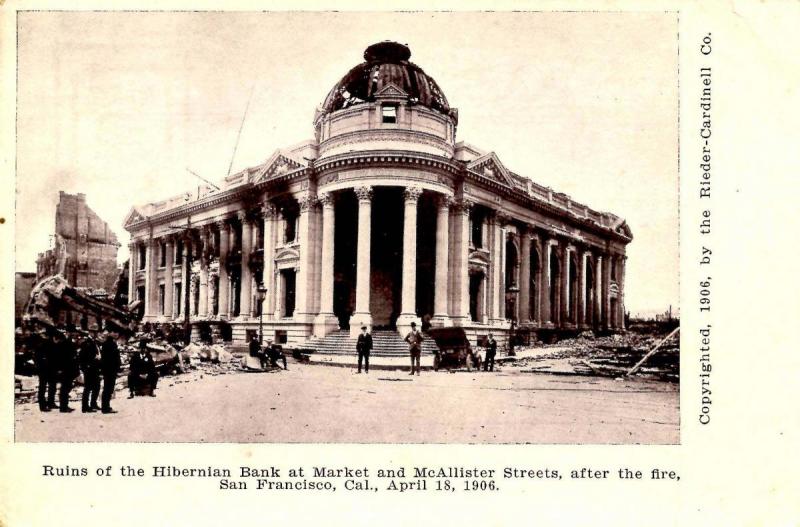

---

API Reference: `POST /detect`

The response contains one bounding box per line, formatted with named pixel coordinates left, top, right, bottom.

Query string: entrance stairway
left=304, top=329, right=439, bottom=357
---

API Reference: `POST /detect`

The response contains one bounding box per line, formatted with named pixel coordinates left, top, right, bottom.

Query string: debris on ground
left=508, top=330, right=679, bottom=382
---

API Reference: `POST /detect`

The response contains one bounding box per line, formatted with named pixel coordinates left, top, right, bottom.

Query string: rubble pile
left=511, top=331, right=679, bottom=382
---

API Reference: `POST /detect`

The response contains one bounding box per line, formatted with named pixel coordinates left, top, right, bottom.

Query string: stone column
left=144, top=239, right=154, bottom=318
left=533, top=238, right=543, bottom=324
left=604, top=253, right=613, bottom=329
left=261, top=203, right=277, bottom=321
left=618, top=255, right=627, bottom=330
left=541, top=239, right=555, bottom=324
left=314, top=193, right=339, bottom=336
left=350, top=186, right=373, bottom=336
left=595, top=254, right=603, bottom=329
left=164, top=236, right=174, bottom=319
left=397, top=186, right=423, bottom=333
left=560, top=244, right=570, bottom=326
left=518, top=229, right=532, bottom=323
left=295, top=195, right=316, bottom=321
left=239, top=211, right=253, bottom=318
left=127, top=242, right=136, bottom=306
left=432, top=194, right=452, bottom=326
left=181, top=234, right=192, bottom=321
left=491, top=214, right=506, bottom=323
left=451, top=199, right=472, bottom=323
left=577, top=248, right=586, bottom=328
left=217, top=220, right=230, bottom=318
left=198, top=227, right=210, bottom=317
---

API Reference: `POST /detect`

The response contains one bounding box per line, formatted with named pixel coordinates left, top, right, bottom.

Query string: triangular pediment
left=466, top=152, right=515, bottom=188
left=123, top=207, right=147, bottom=228
left=374, top=82, right=408, bottom=99
left=252, top=150, right=308, bottom=183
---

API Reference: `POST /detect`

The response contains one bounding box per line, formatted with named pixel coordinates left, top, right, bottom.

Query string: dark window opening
left=470, top=211, right=484, bottom=249
left=283, top=211, right=297, bottom=244
left=382, top=105, right=397, bottom=123
left=138, top=246, right=146, bottom=270
left=160, top=242, right=167, bottom=267
left=174, top=283, right=182, bottom=316
left=158, top=284, right=165, bottom=314
left=175, top=241, right=184, bottom=265
left=282, top=269, right=296, bottom=317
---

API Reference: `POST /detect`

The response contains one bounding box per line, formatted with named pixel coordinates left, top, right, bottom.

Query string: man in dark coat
left=249, top=336, right=268, bottom=369
left=100, top=332, right=121, bottom=413
left=128, top=345, right=159, bottom=397
left=356, top=325, right=373, bottom=374
left=266, top=341, right=287, bottom=370
left=483, top=333, right=497, bottom=372
left=78, top=332, right=102, bottom=412
left=54, top=329, right=79, bottom=413
left=33, top=329, right=57, bottom=412
left=404, top=322, right=424, bottom=376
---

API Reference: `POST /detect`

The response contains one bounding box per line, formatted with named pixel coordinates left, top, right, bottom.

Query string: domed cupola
left=319, top=41, right=456, bottom=121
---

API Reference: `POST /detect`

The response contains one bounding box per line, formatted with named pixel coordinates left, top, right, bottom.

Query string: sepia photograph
left=12, top=11, right=679, bottom=444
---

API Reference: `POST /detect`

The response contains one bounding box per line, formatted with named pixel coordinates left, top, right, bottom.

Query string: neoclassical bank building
left=124, top=42, right=632, bottom=346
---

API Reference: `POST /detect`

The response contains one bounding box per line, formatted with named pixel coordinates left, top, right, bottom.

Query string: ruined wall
left=35, top=192, right=121, bottom=292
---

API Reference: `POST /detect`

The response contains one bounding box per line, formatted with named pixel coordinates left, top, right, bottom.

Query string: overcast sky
left=15, top=11, right=678, bottom=316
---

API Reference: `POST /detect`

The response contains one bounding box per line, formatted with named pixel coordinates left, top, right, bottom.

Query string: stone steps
left=304, top=330, right=439, bottom=357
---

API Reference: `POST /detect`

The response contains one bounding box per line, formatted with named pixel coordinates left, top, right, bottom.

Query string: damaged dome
left=319, top=41, right=455, bottom=120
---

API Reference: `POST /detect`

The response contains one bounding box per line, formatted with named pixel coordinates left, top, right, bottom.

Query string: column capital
left=215, top=218, right=231, bottom=231
left=261, top=202, right=279, bottom=219
left=437, top=194, right=455, bottom=210
left=298, top=195, right=318, bottom=212
left=318, top=191, right=336, bottom=208
left=236, top=210, right=249, bottom=223
left=403, top=185, right=423, bottom=203
left=455, top=198, right=474, bottom=215
left=495, top=212, right=513, bottom=227
left=354, top=185, right=373, bottom=202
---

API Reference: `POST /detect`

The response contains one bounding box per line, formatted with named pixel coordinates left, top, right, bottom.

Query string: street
left=15, top=364, right=679, bottom=444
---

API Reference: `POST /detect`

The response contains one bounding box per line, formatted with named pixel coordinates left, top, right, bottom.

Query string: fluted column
left=594, top=254, right=603, bottom=329
left=164, top=236, right=174, bottom=319
left=577, top=248, right=587, bottom=328
left=541, top=239, right=555, bottom=324
left=127, top=242, right=136, bottom=306
left=198, top=227, right=210, bottom=317
left=451, top=199, right=472, bottom=323
left=350, top=186, right=373, bottom=336
left=620, top=257, right=626, bottom=327
left=560, top=244, right=570, bottom=326
left=239, top=211, right=253, bottom=318
left=397, top=186, right=422, bottom=332
left=314, top=193, right=339, bottom=336
left=518, top=230, right=531, bottom=322
left=295, top=195, right=316, bottom=320
left=491, top=214, right=506, bottom=323
left=144, top=239, right=154, bottom=318
left=604, top=253, right=613, bottom=329
left=432, top=194, right=452, bottom=325
left=217, top=221, right=230, bottom=318
left=261, top=204, right=277, bottom=321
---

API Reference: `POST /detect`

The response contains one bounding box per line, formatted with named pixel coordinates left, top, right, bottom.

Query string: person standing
left=483, top=333, right=497, bottom=372
left=55, top=329, right=79, bottom=413
left=356, top=325, right=373, bottom=374
left=404, top=322, right=424, bottom=376
left=100, top=331, right=121, bottom=414
left=78, top=331, right=102, bottom=412
left=33, top=328, right=57, bottom=412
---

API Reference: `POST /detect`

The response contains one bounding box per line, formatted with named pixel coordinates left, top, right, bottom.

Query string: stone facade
left=36, top=191, right=121, bottom=293
left=124, top=42, right=632, bottom=346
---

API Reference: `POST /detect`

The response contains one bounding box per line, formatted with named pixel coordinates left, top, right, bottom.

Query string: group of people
left=355, top=322, right=500, bottom=375
left=26, top=326, right=123, bottom=414
left=248, top=337, right=288, bottom=370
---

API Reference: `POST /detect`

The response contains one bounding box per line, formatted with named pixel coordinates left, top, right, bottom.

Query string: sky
left=15, top=11, right=678, bottom=317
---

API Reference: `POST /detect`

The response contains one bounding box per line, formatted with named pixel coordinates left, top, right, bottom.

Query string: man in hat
left=265, top=340, right=288, bottom=370
left=483, top=332, right=498, bottom=372
left=33, top=327, right=57, bottom=412
left=78, top=330, right=102, bottom=412
left=249, top=335, right=268, bottom=370
left=404, top=322, right=424, bottom=376
left=356, top=325, right=373, bottom=374
left=100, top=331, right=121, bottom=413
left=54, top=328, right=79, bottom=413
